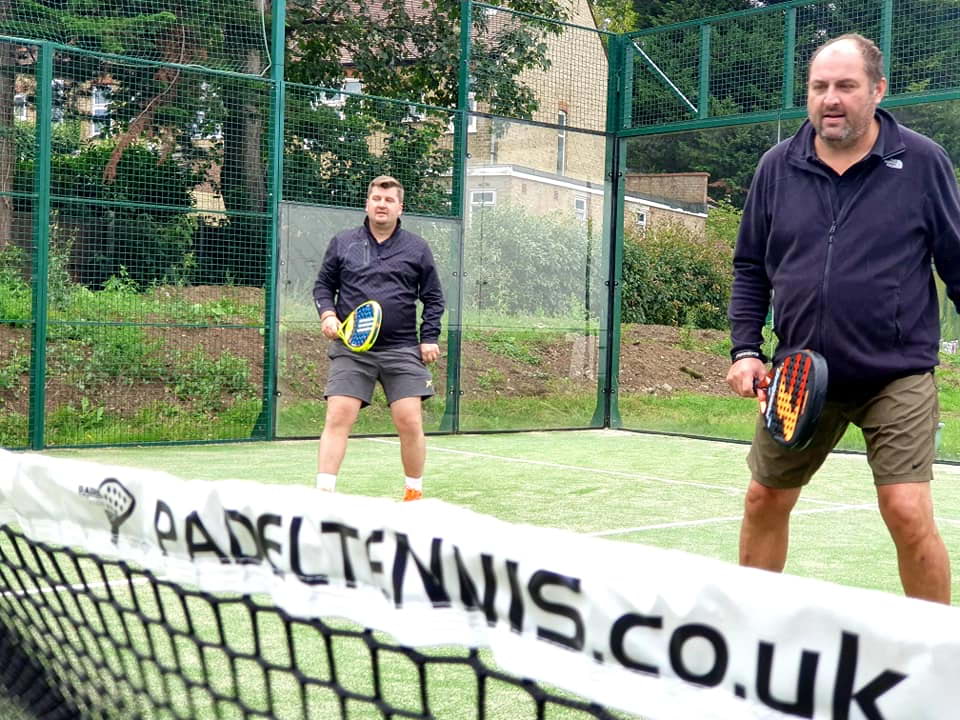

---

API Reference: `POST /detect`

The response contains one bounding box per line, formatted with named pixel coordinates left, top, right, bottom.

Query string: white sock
left=316, top=473, right=337, bottom=492
left=404, top=476, right=422, bottom=491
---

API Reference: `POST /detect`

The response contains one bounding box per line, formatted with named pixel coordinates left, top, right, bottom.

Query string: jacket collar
left=786, top=107, right=906, bottom=170
left=363, top=216, right=403, bottom=244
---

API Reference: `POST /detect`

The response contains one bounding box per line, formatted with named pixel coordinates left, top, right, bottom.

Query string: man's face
left=366, top=185, right=403, bottom=229
left=807, top=41, right=886, bottom=149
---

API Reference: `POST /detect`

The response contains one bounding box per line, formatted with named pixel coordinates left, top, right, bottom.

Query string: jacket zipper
left=818, top=220, right=836, bottom=353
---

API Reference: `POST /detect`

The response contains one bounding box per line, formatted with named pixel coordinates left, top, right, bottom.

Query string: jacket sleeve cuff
left=730, top=348, right=768, bottom=364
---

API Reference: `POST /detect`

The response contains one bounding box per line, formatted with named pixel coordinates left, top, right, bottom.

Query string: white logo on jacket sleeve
left=884, top=158, right=903, bottom=169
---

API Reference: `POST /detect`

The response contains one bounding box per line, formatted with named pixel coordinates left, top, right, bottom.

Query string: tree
left=285, top=0, right=569, bottom=120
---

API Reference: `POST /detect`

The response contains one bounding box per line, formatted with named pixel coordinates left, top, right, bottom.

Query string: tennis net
left=1, top=449, right=960, bottom=720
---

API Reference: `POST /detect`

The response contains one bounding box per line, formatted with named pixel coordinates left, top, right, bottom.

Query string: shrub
left=621, top=222, right=732, bottom=329
left=463, top=202, right=598, bottom=318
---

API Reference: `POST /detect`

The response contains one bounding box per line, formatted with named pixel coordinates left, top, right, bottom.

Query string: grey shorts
left=748, top=372, right=939, bottom=488
left=325, top=343, right=435, bottom=407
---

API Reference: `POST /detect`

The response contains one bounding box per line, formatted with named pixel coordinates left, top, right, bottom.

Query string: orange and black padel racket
left=755, top=349, right=828, bottom=450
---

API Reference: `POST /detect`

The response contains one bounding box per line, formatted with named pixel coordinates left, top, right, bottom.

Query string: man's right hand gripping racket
left=755, top=349, right=828, bottom=450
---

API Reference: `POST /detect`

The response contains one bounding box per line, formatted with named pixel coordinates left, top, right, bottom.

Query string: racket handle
left=753, top=373, right=771, bottom=413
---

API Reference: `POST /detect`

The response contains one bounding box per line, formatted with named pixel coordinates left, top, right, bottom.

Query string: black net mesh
left=0, top=526, right=628, bottom=719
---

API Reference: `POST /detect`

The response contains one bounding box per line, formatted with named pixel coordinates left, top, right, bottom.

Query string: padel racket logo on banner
left=757, top=349, right=828, bottom=449
left=77, top=477, right=137, bottom=544
left=339, top=300, right=382, bottom=352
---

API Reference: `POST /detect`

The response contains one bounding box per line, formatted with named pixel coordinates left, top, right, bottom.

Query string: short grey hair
left=810, top=33, right=885, bottom=88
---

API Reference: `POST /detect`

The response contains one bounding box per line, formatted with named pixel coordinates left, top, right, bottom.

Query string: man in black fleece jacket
left=313, top=176, right=445, bottom=501
left=727, top=34, right=960, bottom=604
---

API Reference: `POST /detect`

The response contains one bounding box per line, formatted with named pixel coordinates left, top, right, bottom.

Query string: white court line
left=369, top=437, right=960, bottom=528
left=0, top=576, right=150, bottom=600
left=367, top=438, right=862, bottom=507
left=587, top=504, right=874, bottom=537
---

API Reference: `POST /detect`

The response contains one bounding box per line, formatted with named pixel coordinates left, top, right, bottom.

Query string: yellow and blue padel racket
left=338, top=300, right=382, bottom=352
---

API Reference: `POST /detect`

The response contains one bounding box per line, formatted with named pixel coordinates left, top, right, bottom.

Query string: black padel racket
left=756, top=349, right=828, bottom=450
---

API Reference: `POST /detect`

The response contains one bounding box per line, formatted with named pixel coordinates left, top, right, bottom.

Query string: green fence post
left=439, top=0, right=471, bottom=433
left=28, top=43, right=53, bottom=450
left=782, top=7, right=796, bottom=109
left=698, top=24, right=711, bottom=120
left=254, top=0, right=286, bottom=440
left=592, top=34, right=625, bottom=429
left=879, top=0, right=893, bottom=80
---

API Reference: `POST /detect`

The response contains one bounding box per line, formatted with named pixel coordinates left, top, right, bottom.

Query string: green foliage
left=47, top=396, right=106, bottom=435
left=171, top=349, right=254, bottom=412
left=286, top=0, right=569, bottom=117
left=463, top=202, right=596, bottom=317
left=283, top=97, right=452, bottom=215
left=621, top=222, right=732, bottom=329
left=0, top=340, right=31, bottom=391
left=46, top=324, right=164, bottom=391
left=480, top=333, right=542, bottom=366
left=0, top=245, right=31, bottom=324
left=0, top=410, right=29, bottom=449
left=705, top=197, right=742, bottom=247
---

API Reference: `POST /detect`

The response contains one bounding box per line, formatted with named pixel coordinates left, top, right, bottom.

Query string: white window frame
left=574, top=195, right=588, bottom=222
left=315, top=78, right=363, bottom=110
left=447, top=93, right=477, bottom=134
left=14, top=93, right=27, bottom=122
left=52, top=80, right=65, bottom=123
left=470, top=189, right=496, bottom=207
left=556, top=110, right=567, bottom=175
left=191, top=109, right=223, bottom=141
left=90, top=85, right=111, bottom=137
left=634, top=209, right=647, bottom=230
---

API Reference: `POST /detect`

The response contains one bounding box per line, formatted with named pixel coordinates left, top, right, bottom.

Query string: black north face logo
left=99, top=477, right=136, bottom=544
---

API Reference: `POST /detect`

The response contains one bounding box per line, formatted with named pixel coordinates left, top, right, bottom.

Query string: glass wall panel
left=458, top=116, right=607, bottom=431
left=276, top=202, right=459, bottom=438
left=619, top=120, right=785, bottom=442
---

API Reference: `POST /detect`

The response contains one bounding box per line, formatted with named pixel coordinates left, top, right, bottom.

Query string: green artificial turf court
left=45, top=429, right=960, bottom=599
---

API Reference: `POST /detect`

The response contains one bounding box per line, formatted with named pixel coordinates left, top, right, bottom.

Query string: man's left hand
left=420, top=343, right=440, bottom=364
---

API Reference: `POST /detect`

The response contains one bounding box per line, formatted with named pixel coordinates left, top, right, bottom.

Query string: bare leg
left=317, top=396, right=362, bottom=475
left=739, top=479, right=802, bottom=572
left=390, top=396, right=425, bottom=478
left=877, top=482, right=951, bottom=604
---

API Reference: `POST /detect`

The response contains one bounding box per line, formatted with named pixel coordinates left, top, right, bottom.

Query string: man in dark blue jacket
left=313, top=176, right=445, bottom=501
left=727, top=34, right=960, bottom=603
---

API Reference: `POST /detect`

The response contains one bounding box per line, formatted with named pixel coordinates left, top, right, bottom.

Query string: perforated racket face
left=762, top=350, right=828, bottom=449
left=341, top=301, right=382, bottom=352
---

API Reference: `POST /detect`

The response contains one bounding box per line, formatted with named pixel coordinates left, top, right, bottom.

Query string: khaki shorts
left=325, top=343, right=435, bottom=407
left=748, top=372, right=939, bottom=488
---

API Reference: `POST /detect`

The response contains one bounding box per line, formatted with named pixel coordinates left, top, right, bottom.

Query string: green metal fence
left=3, top=0, right=960, bottom=452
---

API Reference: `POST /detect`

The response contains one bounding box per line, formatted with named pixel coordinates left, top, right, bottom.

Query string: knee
left=879, top=491, right=933, bottom=546
left=744, top=481, right=797, bottom=520
left=393, top=412, right=423, bottom=437
left=324, top=406, right=358, bottom=431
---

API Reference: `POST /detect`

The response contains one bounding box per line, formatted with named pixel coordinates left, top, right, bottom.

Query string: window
left=634, top=210, right=647, bottom=230
left=315, top=78, right=363, bottom=110
left=89, top=86, right=111, bottom=137
left=470, top=190, right=496, bottom=207
left=191, top=110, right=223, bottom=141
left=14, top=93, right=27, bottom=122
left=447, top=93, right=477, bottom=134
left=574, top=195, right=588, bottom=223
left=404, top=104, right=428, bottom=123
left=52, top=80, right=65, bottom=123
left=556, top=110, right=567, bottom=175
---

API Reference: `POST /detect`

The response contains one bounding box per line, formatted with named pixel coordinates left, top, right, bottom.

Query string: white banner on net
left=1, top=448, right=958, bottom=720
